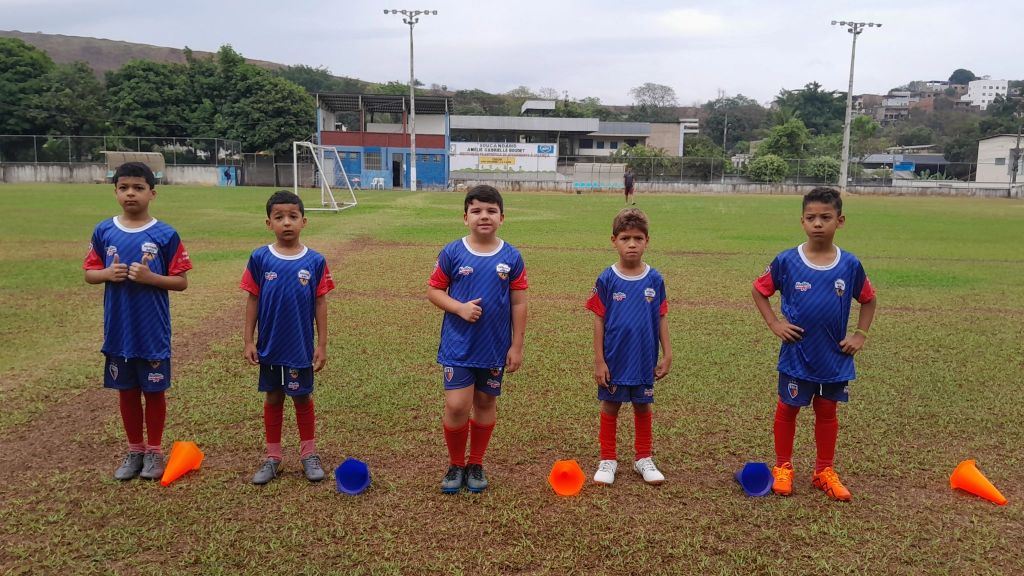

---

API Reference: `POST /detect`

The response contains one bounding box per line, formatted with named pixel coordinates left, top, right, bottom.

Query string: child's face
left=611, top=227, right=649, bottom=265
left=114, top=176, right=155, bottom=216
left=266, top=203, right=307, bottom=243
left=464, top=199, right=504, bottom=237
left=801, top=201, right=845, bottom=242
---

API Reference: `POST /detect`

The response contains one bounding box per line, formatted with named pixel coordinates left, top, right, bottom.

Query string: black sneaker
left=139, top=452, right=165, bottom=480
left=466, top=464, right=488, bottom=493
left=301, top=454, right=325, bottom=482
left=441, top=465, right=465, bottom=494
left=114, top=452, right=144, bottom=481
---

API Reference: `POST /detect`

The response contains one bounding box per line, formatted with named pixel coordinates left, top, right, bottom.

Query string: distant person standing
left=624, top=167, right=636, bottom=205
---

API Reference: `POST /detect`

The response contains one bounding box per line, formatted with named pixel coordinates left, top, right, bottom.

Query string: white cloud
left=657, top=8, right=725, bottom=36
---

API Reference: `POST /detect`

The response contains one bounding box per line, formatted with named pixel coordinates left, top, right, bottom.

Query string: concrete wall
left=162, top=166, right=219, bottom=185
left=1, top=163, right=224, bottom=186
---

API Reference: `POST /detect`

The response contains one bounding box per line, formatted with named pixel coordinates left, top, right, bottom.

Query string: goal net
left=292, top=141, right=357, bottom=212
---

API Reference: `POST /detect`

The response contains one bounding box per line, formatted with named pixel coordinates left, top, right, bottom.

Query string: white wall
left=977, top=136, right=1023, bottom=184
left=961, top=79, right=1008, bottom=110
left=366, top=115, right=446, bottom=135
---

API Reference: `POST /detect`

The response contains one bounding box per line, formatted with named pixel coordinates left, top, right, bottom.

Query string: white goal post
left=292, top=141, right=358, bottom=212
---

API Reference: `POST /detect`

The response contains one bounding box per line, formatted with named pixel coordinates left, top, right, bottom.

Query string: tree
left=895, top=126, right=935, bottom=147
left=611, top=144, right=673, bottom=180
left=275, top=65, right=366, bottom=94
left=551, top=97, right=613, bottom=120
left=0, top=38, right=55, bottom=135
left=850, top=115, right=883, bottom=159
left=105, top=60, right=192, bottom=137
left=804, top=156, right=841, bottom=183
left=628, top=82, right=678, bottom=122
left=948, top=68, right=977, bottom=85
left=747, top=154, right=788, bottom=182
left=37, top=61, right=107, bottom=136
left=758, top=118, right=811, bottom=158
left=772, top=82, right=846, bottom=135
left=703, top=94, right=768, bottom=152
left=504, top=86, right=536, bottom=98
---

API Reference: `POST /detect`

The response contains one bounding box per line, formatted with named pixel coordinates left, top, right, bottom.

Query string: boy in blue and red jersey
left=83, top=162, right=192, bottom=481
left=753, top=187, right=877, bottom=501
left=427, top=185, right=528, bottom=494
left=586, top=208, right=672, bottom=486
left=241, top=191, right=335, bottom=485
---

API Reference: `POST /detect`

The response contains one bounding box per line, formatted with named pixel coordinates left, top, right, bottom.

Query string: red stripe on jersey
left=83, top=247, right=104, bottom=270
left=660, top=300, right=668, bottom=316
left=753, top=269, right=776, bottom=297
left=585, top=292, right=605, bottom=317
left=857, top=276, right=876, bottom=304
left=316, top=264, right=336, bottom=296
left=240, top=268, right=260, bottom=295
left=510, top=268, right=528, bottom=290
left=168, top=242, right=192, bottom=276
left=428, top=264, right=450, bottom=289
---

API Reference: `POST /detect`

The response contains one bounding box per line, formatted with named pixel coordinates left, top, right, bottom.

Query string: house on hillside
left=976, top=134, right=1023, bottom=184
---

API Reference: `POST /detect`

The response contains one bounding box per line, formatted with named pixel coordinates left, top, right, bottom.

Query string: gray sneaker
left=139, top=452, right=165, bottom=480
left=114, top=452, right=145, bottom=481
left=301, top=454, right=325, bottom=482
left=466, top=464, right=488, bottom=493
left=252, top=458, right=281, bottom=485
left=441, top=465, right=465, bottom=494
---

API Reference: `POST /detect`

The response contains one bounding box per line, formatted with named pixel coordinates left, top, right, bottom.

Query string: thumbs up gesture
left=459, top=297, right=483, bottom=323
left=108, top=253, right=129, bottom=282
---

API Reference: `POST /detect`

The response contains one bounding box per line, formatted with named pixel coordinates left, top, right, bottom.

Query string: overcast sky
left=2, top=0, right=1019, bottom=106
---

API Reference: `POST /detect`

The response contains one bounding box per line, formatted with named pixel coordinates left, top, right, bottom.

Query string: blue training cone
left=735, top=462, right=773, bottom=497
left=334, top=458, right=372, bottom=495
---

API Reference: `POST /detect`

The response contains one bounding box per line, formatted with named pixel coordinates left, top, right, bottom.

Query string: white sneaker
left=594, top=460, right=617, bottom=485
left=634, top=457, right=665, bottom=485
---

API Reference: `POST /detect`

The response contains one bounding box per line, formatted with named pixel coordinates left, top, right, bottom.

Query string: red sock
left=143, top=391, right=166, bottom=453
left=813, top=396, right=839, bottom=473
left=443, top=421, right=469, bottom=467
left=634, top=410, right=653, bottom=460
left=468, top=419, right=495, bottom=465
left=774, top=399, right=800, bottom=467
left=599, top=412, right=618, bottom=461
left=118, top=389, right=144, bottom=449
left=295, top=398, right=317, bottom=458
left=264, top=401, right=284, bottom=460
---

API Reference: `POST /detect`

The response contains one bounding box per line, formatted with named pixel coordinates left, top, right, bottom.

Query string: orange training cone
left=548, top=459, right=585, bottom=497
left=950, top=459, right=1007, bottom=505
left=160, top=441, right=205, bottom=487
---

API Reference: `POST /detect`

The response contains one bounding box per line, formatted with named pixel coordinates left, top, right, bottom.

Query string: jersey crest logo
left=147, top=373, right=165, bottom=384
left=613, top=292, right=627, bottom=302
left=496, top=263, right=511, bottom=280
left=795, top=281, right=811, bottom=292
left=834, top=279, right=846, bottom=297
left=458, top=266, right=474, bottom=276
left=149, top=360, right=161, bottom=369
left=141, top=242, right=158, bottom=264
left=108, top=362, right=119, bottom=380
left=298, top=269, right=311, bottom=286
left=644, top=287, right=656, bottom=303
left=444, top=366, right=454, bottom=382
left=264, top=271, right=278, bottom=281
left=490, top=368, right=502, bottom=377
left=106, top=246, right=118, bottom=257
left=787, top=379, right=800, bottom=399
left=289, top=368, right=300, bottom=379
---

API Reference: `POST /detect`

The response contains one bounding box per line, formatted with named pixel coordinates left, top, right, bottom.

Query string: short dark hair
left=464, top=184, right=503, bottom=214
left=112, top=162, right=156, bottom=188
left=266, top=190, right=304, bottom=216
left=803, top=186, right=843, bottom=214
left=612, top=207, right=649, bottom=236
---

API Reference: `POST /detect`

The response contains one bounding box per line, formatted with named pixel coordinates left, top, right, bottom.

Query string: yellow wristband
left=854, top=328, right=869, bottom=337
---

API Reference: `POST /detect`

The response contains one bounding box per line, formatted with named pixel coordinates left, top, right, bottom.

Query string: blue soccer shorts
left=258, top=364, right=314, bottom=397
left=104, top=356, right=172, bottom=393
left=778, top=372, right=848, bottom=407
left=443, top=366, right=503, bottom=397
left=597, top=383, right=655, bottom=404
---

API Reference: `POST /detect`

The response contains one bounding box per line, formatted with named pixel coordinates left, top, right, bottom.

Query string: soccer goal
left=292, top=141, right=358, bottom=212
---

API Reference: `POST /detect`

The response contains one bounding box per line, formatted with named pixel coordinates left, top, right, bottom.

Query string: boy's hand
left=458, top=298, right=483, bottom=323
left=770, top=320, right=804, bottom=343
left=655, top=355, right=673, bottom=380
left=128, top=261, right=154, bottom=284
left=243, top=342, right=259, bottom=365
left=107, top=254, right=128, bottom=282
left=505, top=346, right=523, bottom=373
left=594, top=360, right=611, bottom=388
left=313, top=346, right=327, bottom=372
left=839, top=332, right=866, bottom=355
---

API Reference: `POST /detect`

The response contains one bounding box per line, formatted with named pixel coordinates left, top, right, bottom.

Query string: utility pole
left=385, top=9, right=437, bottom=191
left=832, top=20, right=881, bottom=194
left=1010, top=123, right=1022, bottom=198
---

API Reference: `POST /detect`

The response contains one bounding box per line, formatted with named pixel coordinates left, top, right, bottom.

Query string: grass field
left=0, top=183, right=1022, bottom=575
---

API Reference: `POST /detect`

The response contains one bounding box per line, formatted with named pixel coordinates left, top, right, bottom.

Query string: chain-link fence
left=0, top=135, right=242, bottom=166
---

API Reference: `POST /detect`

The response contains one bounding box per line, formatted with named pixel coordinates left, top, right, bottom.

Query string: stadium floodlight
left=386, top=8, right=437, bottom=191
left=832, top=19, right=881, bottom=194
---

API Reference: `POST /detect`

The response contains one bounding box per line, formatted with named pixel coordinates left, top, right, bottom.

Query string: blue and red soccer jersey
left=240, top=245, right=335, bottom=368
left=428, top=238, right=528, bottom=368
left=586, top=264, right=668, bottom=386
left=754, top=244, right=876, bottom=383
left=83, top=217, right=192, bottom=360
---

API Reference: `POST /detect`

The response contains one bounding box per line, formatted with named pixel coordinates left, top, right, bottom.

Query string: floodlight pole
left=832, top=20, right=880, bottom=194
left=386, top=9, right=437, bottom=191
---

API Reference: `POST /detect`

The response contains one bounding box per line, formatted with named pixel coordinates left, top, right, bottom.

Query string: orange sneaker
left=772, top=462, right=794, bottom=496
left=812, top=467, right=852, bottom=501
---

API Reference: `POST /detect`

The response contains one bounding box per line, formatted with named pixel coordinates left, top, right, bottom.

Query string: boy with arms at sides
left=241, top=191, right=334, bottom=485
left=428, top=185, right=528, bottom=494
left=587, top=208, right=672, bottom=486
left=84, top=162, right=191, bottom=481
left=753, top=187, right=876, bottom=501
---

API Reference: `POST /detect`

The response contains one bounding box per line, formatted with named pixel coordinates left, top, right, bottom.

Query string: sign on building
left=449, top=142, right=558, bottom=175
